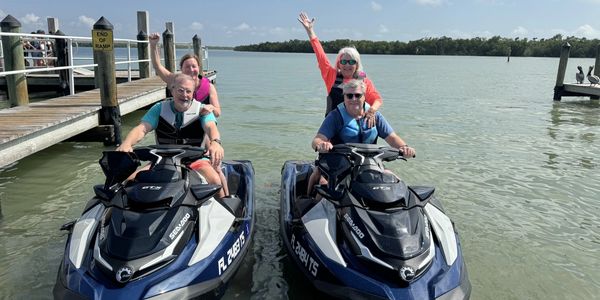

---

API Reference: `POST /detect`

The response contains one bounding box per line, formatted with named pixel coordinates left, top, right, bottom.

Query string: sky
left=2, top=0, right=600, bottom=47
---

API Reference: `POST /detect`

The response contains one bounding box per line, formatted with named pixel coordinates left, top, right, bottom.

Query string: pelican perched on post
left=587, top=66, right=600, bottom=86
left=576, top=66, right=585, bottom=84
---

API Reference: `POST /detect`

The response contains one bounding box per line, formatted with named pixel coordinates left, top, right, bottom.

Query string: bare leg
left=197, top=164, right=225, bottom=198
left=216, top=164, right=229, bottom=196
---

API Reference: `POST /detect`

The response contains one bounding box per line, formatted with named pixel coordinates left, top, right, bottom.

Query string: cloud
left=371, top=1, right=383, bottom=11
left=235, top=23, right=251, bottom=31
left=414, top=0, right=445, bottom=6
left=574, top=24, right=599, bottom=38
left=512, top=26, right=528, bottom=36
left=21, top=13, right=40, bottom=25
left=379, top=24, right=389, bottom=34
left=190, top=22, right=204, bottom=30
left=0, top=9, right=6, bottom=19
left=78, top=15, right=95, bottom=28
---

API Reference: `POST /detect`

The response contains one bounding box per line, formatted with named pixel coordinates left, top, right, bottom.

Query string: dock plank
left=0, top=76, right=167, bottom=168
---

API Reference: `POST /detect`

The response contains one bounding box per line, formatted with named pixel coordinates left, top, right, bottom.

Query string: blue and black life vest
left=155, top=99, right=205, bottom=146
left=330, top=102, right=378, bottom=145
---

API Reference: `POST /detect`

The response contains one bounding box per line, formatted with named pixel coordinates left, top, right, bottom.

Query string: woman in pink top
left=298, top=11, right=383, bottom=124
left=149, top=33, right=221, bottom=117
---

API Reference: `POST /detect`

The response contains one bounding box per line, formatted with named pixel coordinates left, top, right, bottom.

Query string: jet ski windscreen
left=100, top=151, right=140, bottom=188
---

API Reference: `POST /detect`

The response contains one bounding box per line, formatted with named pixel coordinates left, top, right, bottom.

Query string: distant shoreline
left=233, top=35, right=600, bottom=58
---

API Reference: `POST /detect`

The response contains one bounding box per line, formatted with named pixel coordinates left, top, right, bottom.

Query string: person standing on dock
left=116, top=74, right=227, bottom=198
left=149, top=32, right=228, bottom=196
left=298, top=11, right=383, bottom=125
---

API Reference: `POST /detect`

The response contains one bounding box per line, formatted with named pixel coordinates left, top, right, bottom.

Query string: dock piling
left=93, top=17, right=121, bottom=145
left=162, top=29, right=175, bottom=73
left=0, top=15, right=29, bottom=107
left=193, top=34, right=203, bottom=71
left=137, top=31, right=150, bottom=79
left=137, top=11, right=150, bottom=79
left=553, top=42, right=571, bottom=101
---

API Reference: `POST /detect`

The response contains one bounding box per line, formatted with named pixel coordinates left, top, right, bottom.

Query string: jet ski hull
left=280, top=160, right=471, bottom=300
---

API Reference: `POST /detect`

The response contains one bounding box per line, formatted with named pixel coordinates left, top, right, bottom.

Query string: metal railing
left=0, top=31, right=149, bottom=95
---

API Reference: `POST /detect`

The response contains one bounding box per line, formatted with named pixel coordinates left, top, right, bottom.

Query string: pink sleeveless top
left=194, top=77, right=210, bottom=104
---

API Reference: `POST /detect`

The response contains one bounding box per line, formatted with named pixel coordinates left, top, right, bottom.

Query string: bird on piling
left=576, top=66, right=585, bottom=84
left=587, top=66, right=600, bottom=86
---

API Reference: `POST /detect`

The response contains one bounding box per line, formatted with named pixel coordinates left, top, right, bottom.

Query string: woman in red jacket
left=299, top=11, right=383, bottom=125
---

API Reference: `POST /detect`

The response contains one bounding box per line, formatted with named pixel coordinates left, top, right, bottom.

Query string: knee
left=199, top=167, right=221, bottom=185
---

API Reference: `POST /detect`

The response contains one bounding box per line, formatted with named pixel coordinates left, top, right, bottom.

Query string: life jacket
left=330, top=102, right=378, bottom=145
left=325, top=71, right=366, bottom=116
left=155, top=99, right=205, bottom=146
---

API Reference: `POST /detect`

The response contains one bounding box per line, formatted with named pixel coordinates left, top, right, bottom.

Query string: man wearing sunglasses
left=307, top=79, right=415, bottom=196
left=299, top=12, right=383, bottom=121
left=116, top=73, right=227, bottom=198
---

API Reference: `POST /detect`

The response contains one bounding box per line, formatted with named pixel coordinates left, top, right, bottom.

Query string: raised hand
left=149, top=32, right=160, bottom=46
left=298, top=11, right=316, bottom=38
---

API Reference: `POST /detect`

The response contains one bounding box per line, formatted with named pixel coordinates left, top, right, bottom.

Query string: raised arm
left=149, top=32, right=175, bottom=84
left=298, top=12, right=317, bottom=39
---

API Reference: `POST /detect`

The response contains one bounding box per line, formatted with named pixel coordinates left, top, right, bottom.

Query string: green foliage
left=233, top=36, right=600, bottom=57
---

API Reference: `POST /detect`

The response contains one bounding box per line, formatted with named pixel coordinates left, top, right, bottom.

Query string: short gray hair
left=170, top=73, right=196, bottom=90
left=342, top=79, right=365, bottom=93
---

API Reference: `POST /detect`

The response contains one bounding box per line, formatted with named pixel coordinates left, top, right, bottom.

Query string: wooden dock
left=560, top=83, right=600, bottom=97
left=553, top=42, right=600, bottom=100
left=0, top=76, right=167, bottom=168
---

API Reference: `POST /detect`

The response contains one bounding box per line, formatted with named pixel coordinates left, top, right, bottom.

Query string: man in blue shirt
left=117, top=74, right=226, bottom=198
left=308, top=79, right=416, bottom=195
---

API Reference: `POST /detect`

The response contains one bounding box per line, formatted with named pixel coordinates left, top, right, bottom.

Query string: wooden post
left=54, top=30, right=69, bottom=96
left=592, top=44, right=600, bottom=100
left=137, top=31, right=150, bottom=78
left=193, top=34, right=203, bottom=71
left=553, top=42, right=571, bottom=101
left=162, top=29, right=175, bottom=73
left=136, top=11, right=150, bottom=78
left=165, top=22, right=176, bottom=66
left=93, top=17, right=121, bottom=145
left=0, top=15, right=29, bottom=107
left=47, top=17, right=59, bottom=34
left=594, top=44, right=600, bottom=77
left=136, top=11, right=149, bottom=37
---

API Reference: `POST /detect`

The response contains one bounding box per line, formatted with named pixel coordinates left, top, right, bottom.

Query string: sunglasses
left=344, top=93, right=363, bottom=99
left=175, top=87, right=194, bottom=95
left=340, top=59, right=357, bottom=65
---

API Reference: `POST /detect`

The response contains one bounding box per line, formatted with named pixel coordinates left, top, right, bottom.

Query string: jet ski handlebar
left=330, top=143, right=406, bottom=162
left=133, top=145, right=208, bottom=165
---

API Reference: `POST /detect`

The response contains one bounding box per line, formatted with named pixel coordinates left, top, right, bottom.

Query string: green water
left=1, top=50, right=599, bottom=299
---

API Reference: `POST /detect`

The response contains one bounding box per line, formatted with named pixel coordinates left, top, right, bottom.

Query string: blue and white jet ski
left=280, top=143, right=471, bottom=299
left=53, top=145, right=254, bottom=299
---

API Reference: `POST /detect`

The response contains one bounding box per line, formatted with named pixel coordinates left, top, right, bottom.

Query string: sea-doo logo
left=169, top=213, right=190, bottom=240
left=399, top=266, right=416, bottom=281
left=115, top=265, right=134, bottom=283
left=142, top=185, right=162, bottom=190
left=343, top=214, right=365, bottom=239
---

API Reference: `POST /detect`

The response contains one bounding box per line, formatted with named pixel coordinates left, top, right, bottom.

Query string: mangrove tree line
left=234, top=34, right=599, bottom=57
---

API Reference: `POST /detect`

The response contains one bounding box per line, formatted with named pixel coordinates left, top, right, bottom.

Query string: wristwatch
left=211, top=138, right=222, bottom=145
